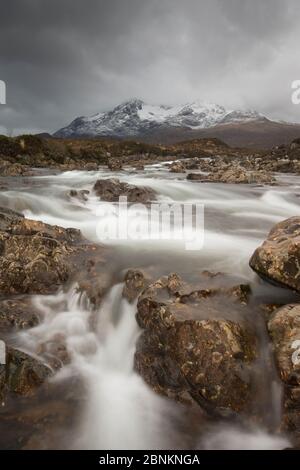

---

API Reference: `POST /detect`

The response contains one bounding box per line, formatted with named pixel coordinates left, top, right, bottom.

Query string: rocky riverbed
left=0, top=149, right=300, bottom=449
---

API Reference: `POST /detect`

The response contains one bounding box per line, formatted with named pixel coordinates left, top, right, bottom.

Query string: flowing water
left=1, top=163, right=299, bottom=449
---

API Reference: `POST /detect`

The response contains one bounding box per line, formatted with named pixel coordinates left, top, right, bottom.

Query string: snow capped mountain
left=54, top=98, right=266, bottom=138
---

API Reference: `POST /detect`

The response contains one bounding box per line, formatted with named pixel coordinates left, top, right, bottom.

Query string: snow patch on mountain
left=54, top=99, right=266, bottom=138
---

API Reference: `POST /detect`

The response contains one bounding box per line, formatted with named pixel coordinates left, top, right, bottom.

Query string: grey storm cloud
left=0, top=0, right=300, bottom=134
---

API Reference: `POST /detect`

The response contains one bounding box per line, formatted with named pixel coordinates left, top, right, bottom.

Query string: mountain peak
left=113, top=98, right=145, bottom=111
left=54, top=99, right=266, bottom=139
left=121, top=98, right=144, bottom=106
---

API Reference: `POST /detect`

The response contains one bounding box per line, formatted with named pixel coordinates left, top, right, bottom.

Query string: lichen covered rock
left=188, top=166, right=275, bottom=184
left=134, top=272, right=257, bottom=415
left=122, top=269, right=148, bottom=303
left=0, top=297, right=39, bottom=332
left=250, top=217, right=300, bottom=292
left=0, top=207, right=111, bottom=297
left=169, top=162, right=186, bottom=173
left=0, top=347, right=52, bottom=400
left=93, top=178, right=156, bottom=203
left=268, top=304, right=300, bottom=445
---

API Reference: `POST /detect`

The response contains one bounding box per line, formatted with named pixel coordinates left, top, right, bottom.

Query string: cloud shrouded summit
left=0, top=0, right=300, bottom=134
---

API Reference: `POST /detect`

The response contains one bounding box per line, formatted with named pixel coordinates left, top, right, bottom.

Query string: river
left=0, top=162, right=298, bottom=449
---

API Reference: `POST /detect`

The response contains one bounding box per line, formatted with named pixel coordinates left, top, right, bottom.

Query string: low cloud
left=0, top=0, right=300, bottom=134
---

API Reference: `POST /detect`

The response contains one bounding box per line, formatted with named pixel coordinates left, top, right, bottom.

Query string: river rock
left=69, top=189, right=90, bottom=202
left=83, top=162, right=98, bottom=171
left=93, top=178, right=156, bottom=203
left=187, top=173, right=205, bottom=181
left=122, top=269, right=152, bottom=302
left=108, top=159, right=123, bottom=171
left=250, top=217, right=300, bottom=293
left=268, top=304, right=300, bottom=445
left=188, top=166, right=275, bottom=184
left=0, top=207, right=111, bottom=297
left=134, top=272, right=257, bottom=416
left=169, top=162, right=186, bottom=173
left=0, top=347, right=52, bottom=400
left=268, top=304, right=300, bottom=386
left=0, top=216, right=79, bottom=295
left=0, top=207, right=24, bottom=230
left=185, top=158, right=201, bottom=170
left=134, top=163, right=145, bottom=171
left=0, top=374, right=84, bottom=449
left=0, top=297, right=39, bottom=332
left=0, top=160, right=32, bottom=177
left=77, top=268, right=113, bottom=308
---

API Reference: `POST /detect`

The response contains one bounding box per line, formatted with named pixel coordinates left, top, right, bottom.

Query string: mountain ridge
left=54, top=99, right=300, bottom=149
left=54, top=98, right=267, bottom=139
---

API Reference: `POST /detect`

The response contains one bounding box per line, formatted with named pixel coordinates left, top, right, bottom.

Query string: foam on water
left=17, top=284, right=182, bottom=449
left=200, top=425, right=290, bottom=450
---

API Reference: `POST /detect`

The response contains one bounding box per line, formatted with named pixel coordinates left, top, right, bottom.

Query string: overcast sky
left=0, top=0, right=300, bottom=135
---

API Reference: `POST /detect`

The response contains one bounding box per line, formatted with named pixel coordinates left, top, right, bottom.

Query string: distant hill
left=150, top=120, right=300, bottom=149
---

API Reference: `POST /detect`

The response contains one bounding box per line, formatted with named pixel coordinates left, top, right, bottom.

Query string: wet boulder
left=0, top=376, right=85, bottom=449
left=0, top=208, right=111, bottom=296
left=250, top=217, right=300, bottom=293
left=108, top=159, right=123, bottom=171
left=122, top=269, right=154, bottom=303
left=185, top=158, right=201, bottom=170
left=0, top=297, right=39, bottom=332
left=83, top=162, right=98, bottom=171
left=0, top=207, right=24, bottom=231
left=0, top=346, right=52, bottom=400
left=268, top=304, right=300, bottom=445
left=134, top=163, right=145, bottom=171
left=188, top=166, right=275, bottom=184
left=68, top=189, right=90, bottom=202
left=187, top=173, right=204, bottom=181
left=169, top=162, right=186, bottom=173
left=77, top=267, right=113, bottom=308
left=134, top=272, right=257, bottom=415
left=0, top=160, right=32, bottom=177
left=93, top=178, right=156, bottom=203
left=268, top=304, right=300, bottom=386
left=0, top=217, right=79, bottom=295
